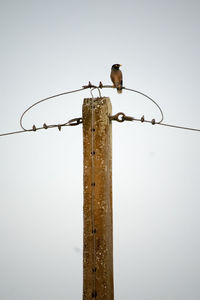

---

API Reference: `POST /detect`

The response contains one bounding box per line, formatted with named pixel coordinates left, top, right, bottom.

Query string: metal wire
left=130, top=116, right=200, bottom=132
left=90, top=87, right=102, bottom=98
left=123, top=87, right=164, bottom=123
left=20, top=87, right=87, bottom=130
left=157, top=122, right=200, bottom=132
left=0, top=129, right=33, bottom=137
left=1, top=82, right=200, bottom=136
left=0, top=118, right=82, bottom=137
left=85, top=83, right=164, bottom=123
left=110, top=113, right=200, bottom=132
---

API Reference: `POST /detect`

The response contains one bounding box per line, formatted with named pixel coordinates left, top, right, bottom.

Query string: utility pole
left=1, top=80, right=198, bottom=300
left=82, top=97, right=113, bottom=299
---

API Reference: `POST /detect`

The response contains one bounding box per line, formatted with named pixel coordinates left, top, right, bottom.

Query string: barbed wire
left=0, top=82, right=200, bottom=137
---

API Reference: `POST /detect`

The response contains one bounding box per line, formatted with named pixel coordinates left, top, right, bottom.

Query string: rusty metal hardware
left=109, top=112, right=134, bottom=123
left=67, top=117, right=83, bottom=126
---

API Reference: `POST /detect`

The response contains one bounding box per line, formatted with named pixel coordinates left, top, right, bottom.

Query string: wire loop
left=20, top=87, right=87, bottom=131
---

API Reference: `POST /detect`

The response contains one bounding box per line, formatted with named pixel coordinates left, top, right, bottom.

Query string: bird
left=110, top=64, right=123, bottom=93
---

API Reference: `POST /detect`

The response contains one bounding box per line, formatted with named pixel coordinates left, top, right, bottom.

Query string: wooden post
left=82, top=97, right=113, bottom=299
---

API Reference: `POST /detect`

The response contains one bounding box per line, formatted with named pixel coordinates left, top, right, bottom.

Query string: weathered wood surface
left=82, top=97, right=113, bottom=300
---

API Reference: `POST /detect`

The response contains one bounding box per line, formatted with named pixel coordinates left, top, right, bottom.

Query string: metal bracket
left=109, top=112, right=134, bottom=123
left=67, top=117, right=83, bottom=126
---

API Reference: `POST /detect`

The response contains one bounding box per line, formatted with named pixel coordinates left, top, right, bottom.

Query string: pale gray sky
left=1, top=0, right=200, bottom=299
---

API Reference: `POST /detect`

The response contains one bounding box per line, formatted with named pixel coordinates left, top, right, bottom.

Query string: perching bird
left=110, top=64, right=123, bottom=93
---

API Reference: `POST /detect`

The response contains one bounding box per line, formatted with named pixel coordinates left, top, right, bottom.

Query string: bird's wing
left=119, top=70, right=123, bottom=86
left=110, top=71, right=116, bottom=84
left=111, top=70, right=123, bottom=87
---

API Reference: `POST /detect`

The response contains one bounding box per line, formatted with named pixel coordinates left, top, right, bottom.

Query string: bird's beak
left=119, top=64, right=122, bottom=67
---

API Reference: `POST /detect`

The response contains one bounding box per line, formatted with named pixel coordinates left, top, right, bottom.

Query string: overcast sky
left=1, top=0, right=200, bottom=299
